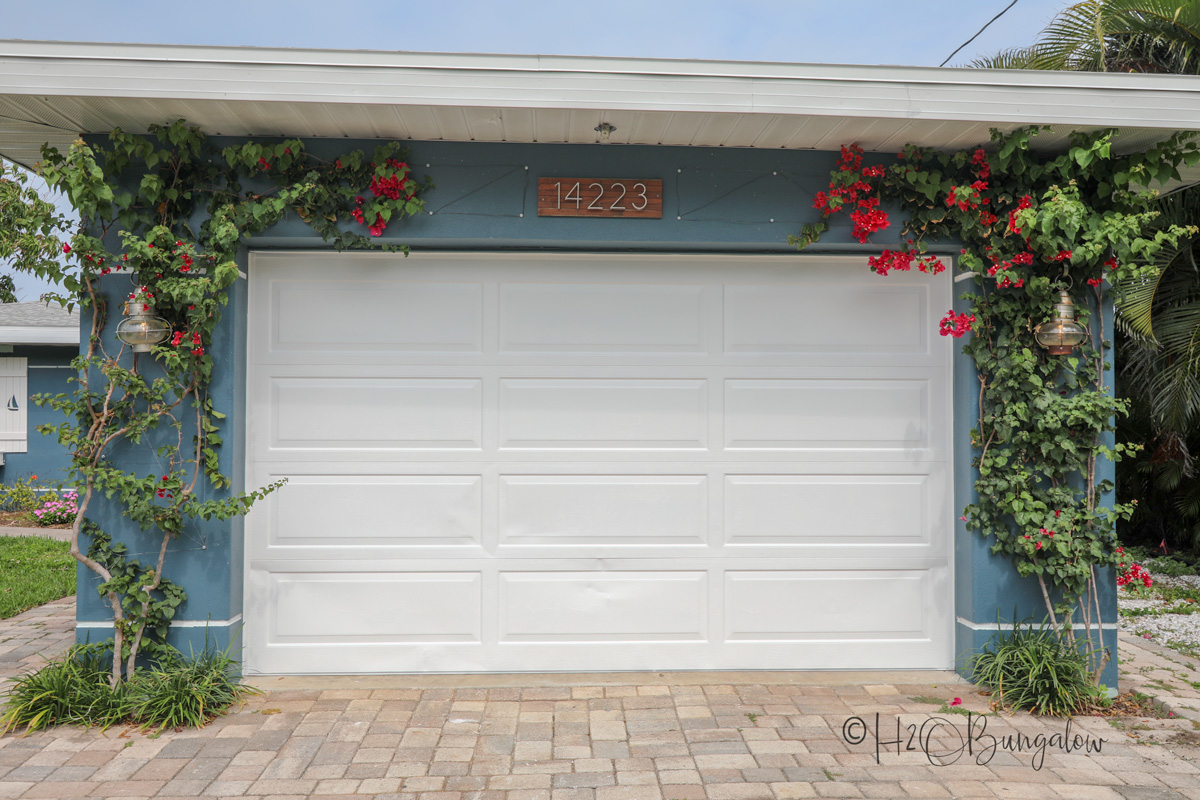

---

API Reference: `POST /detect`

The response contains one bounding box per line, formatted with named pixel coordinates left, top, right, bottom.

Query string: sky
left=2, top=0, right=1073, bottom=300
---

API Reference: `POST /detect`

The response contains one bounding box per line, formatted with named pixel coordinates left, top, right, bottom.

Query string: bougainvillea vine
left=794, top=126, right=1199, bottom=682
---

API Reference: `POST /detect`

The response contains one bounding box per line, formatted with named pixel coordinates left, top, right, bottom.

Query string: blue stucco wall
left=0, top=344, right=76, bottom=488
left=72, top=137, right=1119, bottom=681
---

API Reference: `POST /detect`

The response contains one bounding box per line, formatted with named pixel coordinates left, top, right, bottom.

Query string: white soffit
left=0, top=327, right=78, bottom=345
left=1, top=40, right=1199, bottom=171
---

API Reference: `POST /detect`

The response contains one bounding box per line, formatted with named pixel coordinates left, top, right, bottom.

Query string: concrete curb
left=0, top=524, right=71, bottom=541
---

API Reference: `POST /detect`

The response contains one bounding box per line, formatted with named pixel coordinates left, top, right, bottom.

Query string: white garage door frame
left=243, top=251, right=955, bottom=675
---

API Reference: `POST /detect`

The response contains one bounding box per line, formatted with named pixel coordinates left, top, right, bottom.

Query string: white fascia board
left=0, top=326, right=80, bottom=345
left=1, top=40, right=1198, bottom=131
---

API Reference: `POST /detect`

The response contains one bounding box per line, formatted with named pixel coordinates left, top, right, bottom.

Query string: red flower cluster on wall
left=346, top=158, right=416, bottom=237
left=811, top=145, right=890, bottom=244
left=945, top=181, right=989, bottom=212
left=938, top=309, right=976, bottom=338
left=868, top=249, right=945, bottom=276
left=971, top=148, right=991, bottom=179
left=1006, top=195, right=1034, bottom=235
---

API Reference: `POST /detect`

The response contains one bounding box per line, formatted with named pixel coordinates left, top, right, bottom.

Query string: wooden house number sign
left=537, top=178, right=663, bottom=218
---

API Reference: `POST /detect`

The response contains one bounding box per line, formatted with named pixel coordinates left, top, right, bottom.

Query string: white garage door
left=244, top=252, right=953, bottom=675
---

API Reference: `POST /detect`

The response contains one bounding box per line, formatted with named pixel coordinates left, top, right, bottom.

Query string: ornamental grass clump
left=129, top=646, right=254, bottom=729
left=0, top=643, right=259, bottom=734
left=970, top=620, right=1101, bottom=717
left=0, top=645, right=134, bottom=733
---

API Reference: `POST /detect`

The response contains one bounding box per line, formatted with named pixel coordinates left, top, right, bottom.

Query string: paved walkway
left=4, top=600, right=1200, bottom=799
left=0, top=526, right=71, bottom=542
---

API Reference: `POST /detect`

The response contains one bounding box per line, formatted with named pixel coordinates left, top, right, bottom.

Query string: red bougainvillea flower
left=62, top=244, right=71, bottom=253
left=1117, top=562, right=1153, bottom=589
left=1053, top=250, right=1073, bottom=261
left=368, top=214, right=386, bottom=237
left=971, top=148, right=991, bottom=178
left=1006, top=195, right=1034, bottom=234
left=938, top=310, right=976, bottom=338
left=950, top=697, right=962, bottom=706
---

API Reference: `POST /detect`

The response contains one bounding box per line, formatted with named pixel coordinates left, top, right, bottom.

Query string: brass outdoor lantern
left=115, top=299, right=170, bottom=353
left=1034, top=290, right=1088, bottom=356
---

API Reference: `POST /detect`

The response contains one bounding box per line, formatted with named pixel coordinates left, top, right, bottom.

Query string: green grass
left=0, top=536, right=76, bottom=619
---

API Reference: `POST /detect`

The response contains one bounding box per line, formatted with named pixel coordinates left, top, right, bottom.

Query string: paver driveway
left=4, top=599, right=1200, bottom=799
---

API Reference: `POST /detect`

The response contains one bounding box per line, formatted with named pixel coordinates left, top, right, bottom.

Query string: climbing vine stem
left=17, top=121, right=431, bottom=686
left=797, top=127, right=1199, bottom=682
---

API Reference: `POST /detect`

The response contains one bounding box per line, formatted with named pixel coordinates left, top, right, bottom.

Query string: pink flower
left=950, top=697, right=962, bottom=706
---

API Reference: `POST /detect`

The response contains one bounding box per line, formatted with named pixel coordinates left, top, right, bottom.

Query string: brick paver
left=3, top=599, right=1200, bottom=798
left=0, top=597, right=75, bottom=681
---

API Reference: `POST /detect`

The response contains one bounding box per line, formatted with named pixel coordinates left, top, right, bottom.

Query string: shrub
left=31, top=490, right=78, bottom=526
left=0, top=474, right=42, bottom=513
left=0, top=643, right=259, bottom=734
left=970, top=620, right=1101, bottom=716
left=0, top=645, right=133, bottom=732
left=1144, top=555, right=1197, bottom=577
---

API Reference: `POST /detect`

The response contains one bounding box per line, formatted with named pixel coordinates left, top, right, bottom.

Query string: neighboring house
left=0, top=41, right=1197, bottom=681
left=0, top=302, right=78, bottom=486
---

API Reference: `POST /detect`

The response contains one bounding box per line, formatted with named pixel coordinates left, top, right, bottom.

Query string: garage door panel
left=247, top=639, right=949, bottom=675
left=270, top=377, right=483, bottom=450
left=499, top=283, right=707, bottom=354
left=268, top=475, right=482, bottom=547
left=498, top=475, right=707, bottom=545
left=724, top=474, right=931, bottom=545
left=498, top=572, right=708, bottom=642
left=724, top=283, right=930, bottom=355
left=267, top=572, right=482, bottom=643
left=724, top=378, right=930, bottom=450
left=724, top=570, right=930, bottom=640
left=265, top=279, right=483, bottom=359
left=498, top=378, right=708, bottom=450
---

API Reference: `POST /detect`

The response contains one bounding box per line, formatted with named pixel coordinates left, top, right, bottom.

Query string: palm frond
left=1037, top=1, right=1110, bottom=70
left=966, top=46, right=1054, bottom=70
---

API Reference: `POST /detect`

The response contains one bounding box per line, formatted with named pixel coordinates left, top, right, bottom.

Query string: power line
left=940, top=0, right=1022, bottom=67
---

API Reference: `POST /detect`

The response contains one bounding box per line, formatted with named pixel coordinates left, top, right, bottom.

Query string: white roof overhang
left=0, top=326, right=78, bottom=345
left=1, top=40, right=1198, bottom=181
